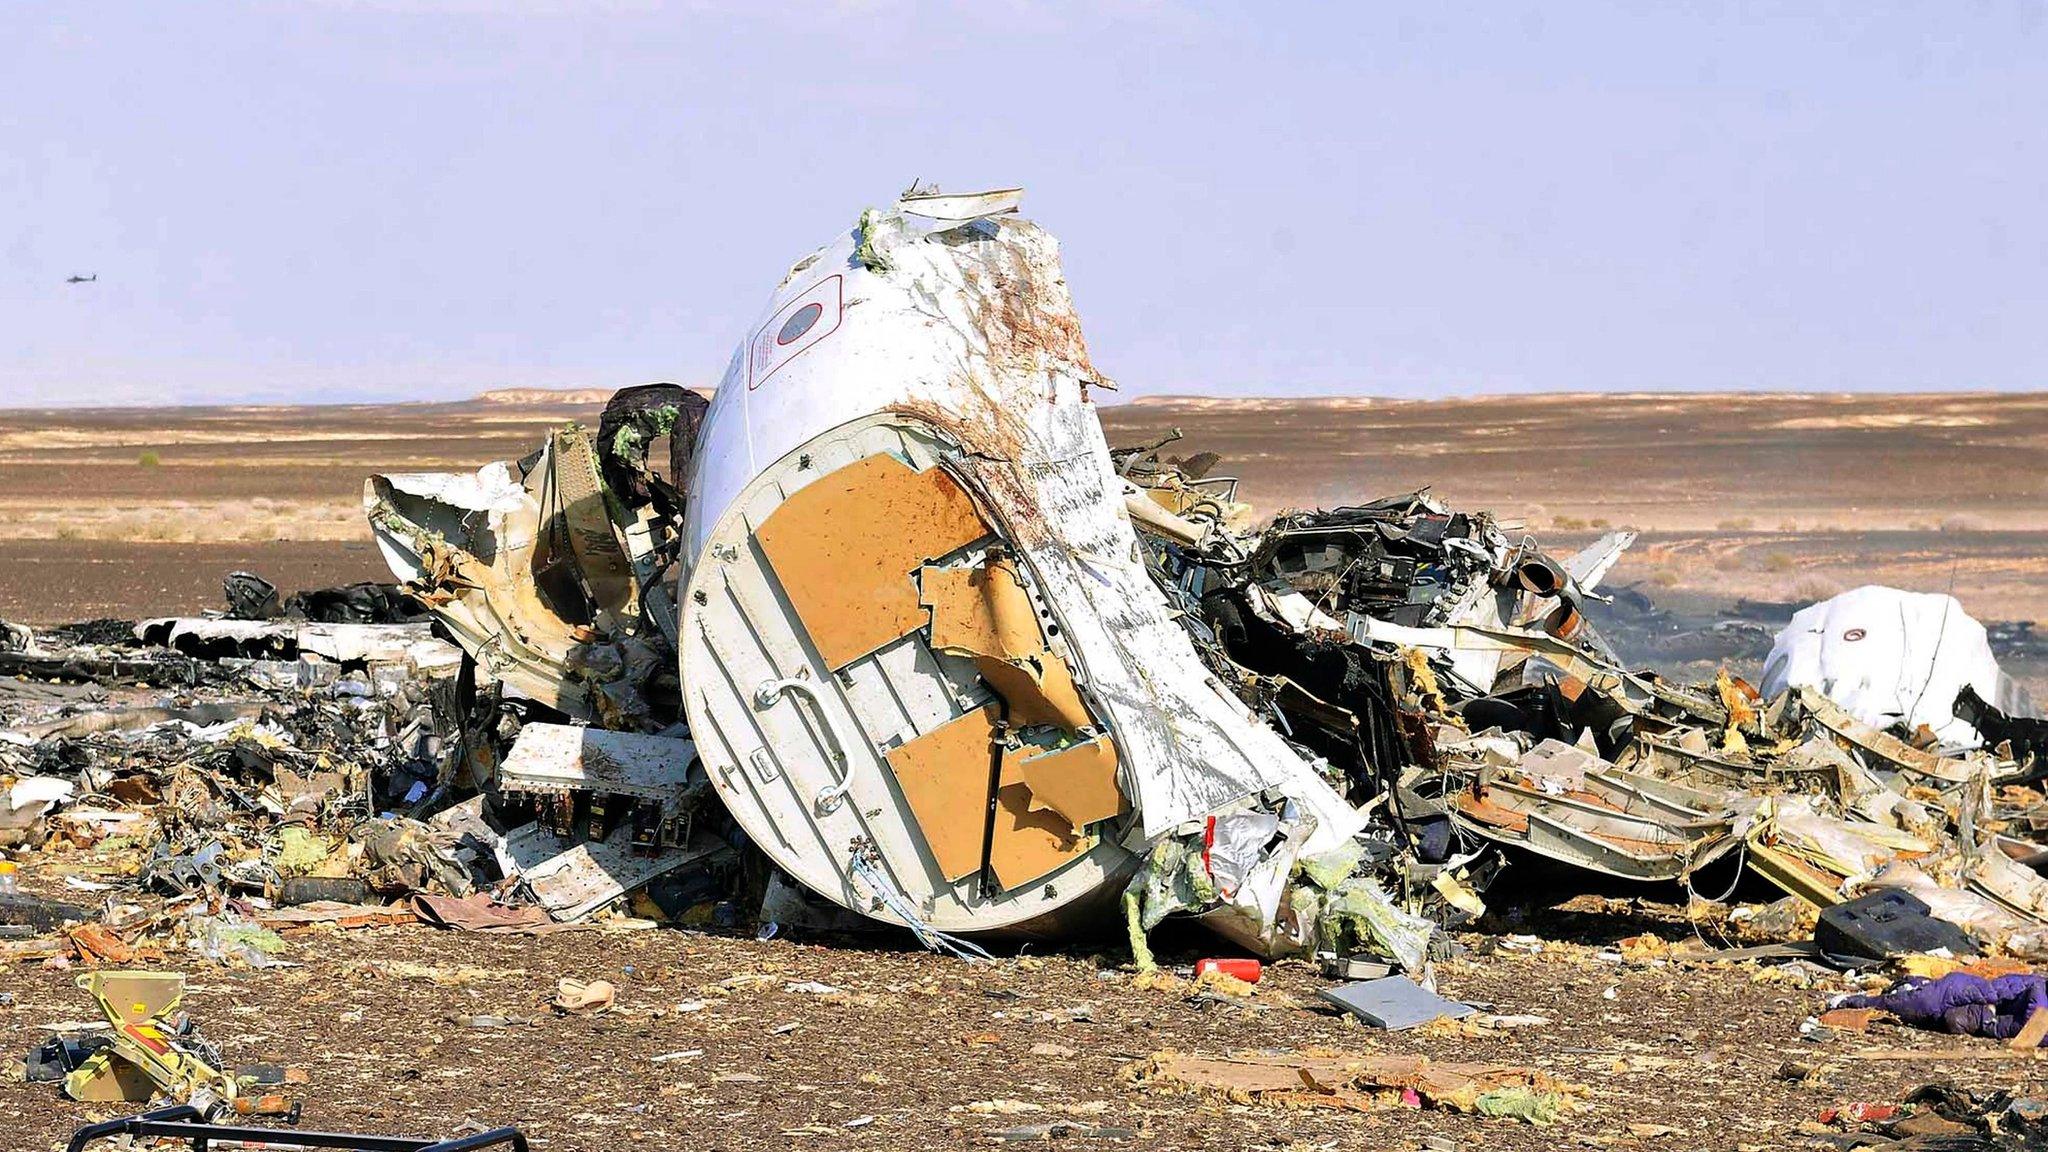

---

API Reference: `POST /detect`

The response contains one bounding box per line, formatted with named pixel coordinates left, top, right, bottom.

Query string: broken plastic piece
left=1317, top=976, right=1476, bottom=1030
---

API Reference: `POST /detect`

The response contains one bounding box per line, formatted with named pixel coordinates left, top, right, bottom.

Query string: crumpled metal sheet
left=1763, top=585, right=2019, bottom=749
left=685, top=199, right=1361, bottom=855
left=887, top=220, right=1358, bottom=851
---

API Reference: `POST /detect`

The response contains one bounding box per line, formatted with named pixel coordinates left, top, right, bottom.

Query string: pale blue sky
left=3, top=2, right=2044, bottom=406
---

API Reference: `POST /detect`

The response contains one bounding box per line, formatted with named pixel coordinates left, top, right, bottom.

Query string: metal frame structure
left=67, top=1106, right=528, bottom=1152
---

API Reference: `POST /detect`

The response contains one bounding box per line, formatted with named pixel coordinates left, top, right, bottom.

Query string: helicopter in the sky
left=66, top=273, right=97, bottom=284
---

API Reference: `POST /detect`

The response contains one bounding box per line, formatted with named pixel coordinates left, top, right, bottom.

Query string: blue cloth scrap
left=1842, top=971, right=2048, bottom=1040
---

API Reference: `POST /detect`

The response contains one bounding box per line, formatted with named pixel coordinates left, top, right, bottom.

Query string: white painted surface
left=1763, top=585, right=2014, bottom=749
left=678, top=196, right=1362, bottom=929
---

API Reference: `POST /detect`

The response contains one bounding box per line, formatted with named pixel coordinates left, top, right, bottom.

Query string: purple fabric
left=1842, top=972, right=2048, bottom=1040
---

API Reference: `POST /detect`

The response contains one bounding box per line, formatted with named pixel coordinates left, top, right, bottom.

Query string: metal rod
left=68, top=1105, right=203, bottom=1152
left=68, top=1108, right=527, bottom=1152
left=977, top=701, right=1011, bottom=899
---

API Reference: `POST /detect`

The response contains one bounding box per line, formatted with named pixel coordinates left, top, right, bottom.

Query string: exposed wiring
left=1682, top=838, right=1748, bottom=906
left=849, top=840, right=994, bottom=963
left=1902, top=559, right=1961, bottom=736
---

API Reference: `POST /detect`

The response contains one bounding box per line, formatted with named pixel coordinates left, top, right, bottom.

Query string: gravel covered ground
left=6, top=392, right=2046, bottom=1149
left=8, top=885, right=2047, bottom=1152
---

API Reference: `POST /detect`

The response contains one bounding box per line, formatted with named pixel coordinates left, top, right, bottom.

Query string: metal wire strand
left=849, top=844, right=995, bottom=963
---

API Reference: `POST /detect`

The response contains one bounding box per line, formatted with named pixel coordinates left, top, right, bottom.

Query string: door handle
left=753, top=676, right=854, bottom=815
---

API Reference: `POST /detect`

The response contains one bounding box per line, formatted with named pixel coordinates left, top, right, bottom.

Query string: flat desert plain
left=0, top=390, right=2041, bottom=673
left=3, top=390, right=2047, bottom=1152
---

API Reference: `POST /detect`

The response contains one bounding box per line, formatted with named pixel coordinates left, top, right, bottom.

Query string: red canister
left=1194, top=957, right=1262, bottom=983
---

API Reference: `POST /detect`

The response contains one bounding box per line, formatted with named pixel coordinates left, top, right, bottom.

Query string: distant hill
left=474, top=388, right=620, bottom=405
left=474, top=385, right=715, bottom=405
left=1109, top=394, right=1397, bottom=410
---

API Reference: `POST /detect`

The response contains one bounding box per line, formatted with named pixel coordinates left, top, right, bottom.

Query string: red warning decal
left=749, top=275, right=843, bottom=390
left=123, top=1022, right=172, bottom=1056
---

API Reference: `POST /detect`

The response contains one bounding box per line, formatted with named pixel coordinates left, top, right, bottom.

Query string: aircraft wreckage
left=350, top=187, right=2048, bottom=967
left=9, top=189, right=2048, bottom=982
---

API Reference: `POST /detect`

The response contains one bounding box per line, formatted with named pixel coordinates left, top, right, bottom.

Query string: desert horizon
left=4, top=383, right=2043, bottom=416
left=2, top=389, right=2040, bottom=645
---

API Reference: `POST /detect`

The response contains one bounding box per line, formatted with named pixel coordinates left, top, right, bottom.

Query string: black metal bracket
left=68, top=1105, right=529, bottom=1152
left=976, top=702, right=1012, bottom=900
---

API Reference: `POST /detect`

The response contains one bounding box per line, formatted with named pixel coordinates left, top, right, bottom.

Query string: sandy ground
left=8, top=880, right=2048, bottom=1152
left=3, top=390, right=2044, bottom=693
left=1101, top=391, right=2048, bottom=532
left=0, top=390, right=2041, bottom=622
left=3, top=391, right=2047, bottom=1149
left=0, top=540, right=386, bottom=622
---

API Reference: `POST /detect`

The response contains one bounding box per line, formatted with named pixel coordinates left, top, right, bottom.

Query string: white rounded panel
left=680, top=413, right=1134, bottom=935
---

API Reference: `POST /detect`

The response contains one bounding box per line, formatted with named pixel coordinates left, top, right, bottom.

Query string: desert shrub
left=1792, top=576, right=1841, bottom=601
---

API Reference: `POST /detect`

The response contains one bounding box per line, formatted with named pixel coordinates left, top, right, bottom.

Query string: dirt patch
left=2, top=388, right=2043, bottom=649
left=0, top=539, right=388, bottom=624
left=4, top=391, right=2047, bottom=1150
left=5, top=897, right=2043, bottom=1152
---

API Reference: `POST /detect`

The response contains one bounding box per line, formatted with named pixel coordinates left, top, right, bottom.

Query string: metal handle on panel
left=753, top=676, right=854, bottom=815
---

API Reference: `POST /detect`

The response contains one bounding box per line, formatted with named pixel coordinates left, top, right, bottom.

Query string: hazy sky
left=4, top=2, right=2045, bottom=407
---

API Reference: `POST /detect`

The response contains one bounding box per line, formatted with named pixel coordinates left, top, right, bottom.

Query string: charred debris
left=6, top=191, right=2048, bottom=996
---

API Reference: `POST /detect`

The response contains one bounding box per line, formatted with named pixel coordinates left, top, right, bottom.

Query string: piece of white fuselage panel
left=681, top=415, right=1131, bottom=934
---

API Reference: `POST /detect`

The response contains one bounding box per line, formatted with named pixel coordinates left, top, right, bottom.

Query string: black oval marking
left=777, top=302, right=824, bottom=346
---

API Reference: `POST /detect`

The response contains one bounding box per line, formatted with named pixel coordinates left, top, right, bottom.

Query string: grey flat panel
left=1316, top=976, right=1475, bottom=1030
